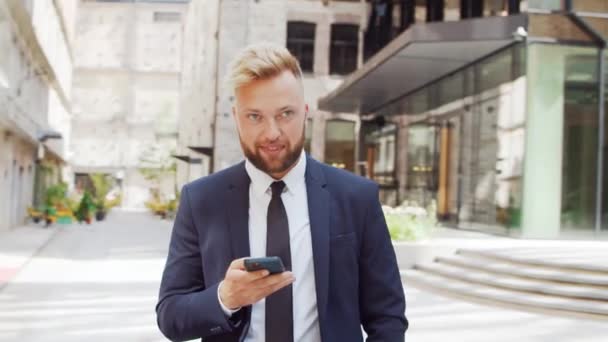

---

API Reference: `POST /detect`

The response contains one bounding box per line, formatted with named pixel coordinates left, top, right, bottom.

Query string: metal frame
left=596, top=49, right=606, bottom=234
left=567, top=13, right=607, bottom=233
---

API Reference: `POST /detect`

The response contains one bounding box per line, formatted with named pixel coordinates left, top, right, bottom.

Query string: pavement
left=405, top=286, right=608, bottom=342
left=0, top=211, right=173, bottom=342
left=0, top=211, right=607, bottom=341
left=0, top=224, right=57, bottom=290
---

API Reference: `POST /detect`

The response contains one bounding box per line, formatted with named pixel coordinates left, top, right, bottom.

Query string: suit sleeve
left=360, top=184, right=408, bottom=341
left=156, top=184, right=243, bottom=341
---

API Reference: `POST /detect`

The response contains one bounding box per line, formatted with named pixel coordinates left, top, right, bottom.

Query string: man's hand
left=219, top=258, right=295, bottom=310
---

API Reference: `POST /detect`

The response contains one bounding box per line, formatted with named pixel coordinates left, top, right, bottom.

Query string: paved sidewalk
left=406, top=286, right=608, bottom=342
left=0, top=224, right=59, bottom=290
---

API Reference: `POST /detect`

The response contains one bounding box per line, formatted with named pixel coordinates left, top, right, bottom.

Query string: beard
left=240, top=129, right=305, bottom=177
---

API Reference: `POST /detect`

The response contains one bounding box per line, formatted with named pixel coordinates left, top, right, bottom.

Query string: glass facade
left=339, top=8, right=608, bottom=236
left=528, top=0, right=562, bottom=11
left=405, top=124, right=438, bottom=207
left=562, top=47, right=600, bottom=231
left=602, top=50, right=608, bottom=230
left=523, top=43, right=604, bottom=236
left=396, top=45, right=526, bottom=232
left=304, top=118, right=313, bottom=153
left=325, top=120, right=356, bottom=171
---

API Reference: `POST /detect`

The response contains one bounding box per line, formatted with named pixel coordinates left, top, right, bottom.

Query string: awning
left=318, top=15, right=528, bottom=116
left=188, top=146, right=214, bottom=157
left=171, top=155, right=202, bottom=164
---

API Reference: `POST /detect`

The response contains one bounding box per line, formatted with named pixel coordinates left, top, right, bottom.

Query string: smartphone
left=244, top=256, right=285, bottom=274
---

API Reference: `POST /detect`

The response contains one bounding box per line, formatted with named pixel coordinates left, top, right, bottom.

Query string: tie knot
left=270, top=181, right=286, bottom=197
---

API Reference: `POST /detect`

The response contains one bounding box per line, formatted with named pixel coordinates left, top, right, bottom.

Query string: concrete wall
left=178, top=0, right=366, bottom=183
left=176, top=0, right=220, bottom=187
left=71, top=1, right=186, bottom=209
left=0, top=1, right=74, bottom=230
left=0, top=130, right=36, bottom=229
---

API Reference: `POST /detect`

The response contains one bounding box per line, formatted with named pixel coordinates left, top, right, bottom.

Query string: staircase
left=403, top=247, right=608, bottom=320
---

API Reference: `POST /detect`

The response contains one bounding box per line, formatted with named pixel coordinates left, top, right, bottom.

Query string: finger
left=229, top=258, right=246, bottom=270
left=230, top=268, right=269, bottom=283
left=246, top=269, right=270, bottom=280
left=260, top=276, right=295, bottom=298
left=225, top=269, right=270, bottom=287
left=249, top=276, right=295, bottom=304
left=251, top=271, right=294, bottom=289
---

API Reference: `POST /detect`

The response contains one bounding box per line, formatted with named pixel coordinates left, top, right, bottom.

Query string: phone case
left=244, top=256, right=285, bottom=274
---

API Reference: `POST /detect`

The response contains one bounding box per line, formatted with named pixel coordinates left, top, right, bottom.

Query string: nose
left=262, top=118, right=282, bottom=141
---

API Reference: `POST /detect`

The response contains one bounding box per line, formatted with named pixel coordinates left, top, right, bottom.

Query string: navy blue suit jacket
left=156, top=156, right=407, bottom=341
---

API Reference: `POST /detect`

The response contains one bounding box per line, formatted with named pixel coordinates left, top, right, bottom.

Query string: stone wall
left=71, top=1, right=186, bottom=209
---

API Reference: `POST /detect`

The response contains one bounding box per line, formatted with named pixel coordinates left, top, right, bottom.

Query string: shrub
left=383, top=201, right=437, bottom=242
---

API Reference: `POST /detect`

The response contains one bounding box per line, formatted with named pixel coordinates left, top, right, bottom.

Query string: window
left=366, top=123, right=397, bottom=185
left=325, top=120, right=356, bottom=171
left=330, top=24, right=359, bottom=76
left=287, top=22, right=315, bottom=73
left=304, top=118, right=313, bottom=153
left=153, top=12, right=181, bottom=22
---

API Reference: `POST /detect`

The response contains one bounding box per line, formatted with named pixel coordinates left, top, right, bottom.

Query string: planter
left=392, top=241, right=459, bottom=269
left=95, top=211, right=107, bottom=221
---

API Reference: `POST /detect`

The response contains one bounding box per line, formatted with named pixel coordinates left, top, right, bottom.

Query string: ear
left=304, top=104, right=309, bottom=119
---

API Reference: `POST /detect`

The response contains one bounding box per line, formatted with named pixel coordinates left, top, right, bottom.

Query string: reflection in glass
left=304, top=118, right=313, bottom=153
left=562, top=48, right=599, bottom=231
left=325, top=120, right=356, bottom=171
left=406, top=124, right=438, bottom=207
left=603, top=50, right=608, bottom=230
left=528, top=0, right=562, bottom=10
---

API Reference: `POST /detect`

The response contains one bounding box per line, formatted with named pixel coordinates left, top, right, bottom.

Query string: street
left=0, top=211, right=172, bottom=342
left=1, top=211, right=608, bottom=342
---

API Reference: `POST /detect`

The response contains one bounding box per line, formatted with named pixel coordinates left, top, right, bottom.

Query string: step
left=416, top=262, right=608, bottom=302
left=458, top=248, right=608, bottom=275
left=402, top=269, right=608, bottom=320
left=436, top=255, right=608, bottom=287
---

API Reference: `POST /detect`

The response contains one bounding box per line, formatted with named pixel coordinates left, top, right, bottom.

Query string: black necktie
left=265, top=181, right=293, bottom=342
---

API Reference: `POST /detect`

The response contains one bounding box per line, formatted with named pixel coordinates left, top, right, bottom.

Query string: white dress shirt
left=218, top=152, right=321, bottom=342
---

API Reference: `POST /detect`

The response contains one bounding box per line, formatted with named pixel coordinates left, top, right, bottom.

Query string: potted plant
left=384, top=200, right=444, bottom=269
left=27, top=207, right=44, bottom=223
left=90, top=173, right=113, bottom=221
left=75, top=190, right=96, bottom=224
left=43, top=182, right=69, bottom=227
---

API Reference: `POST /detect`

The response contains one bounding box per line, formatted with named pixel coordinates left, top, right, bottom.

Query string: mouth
left=259, top=145, right=285, bottom=156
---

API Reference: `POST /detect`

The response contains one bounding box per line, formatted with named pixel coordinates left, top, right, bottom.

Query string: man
left=156, top=43, right=407, bottom=342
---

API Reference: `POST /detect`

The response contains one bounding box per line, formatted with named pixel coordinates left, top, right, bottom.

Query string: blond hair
left=225, top=42, right=303, bottom=94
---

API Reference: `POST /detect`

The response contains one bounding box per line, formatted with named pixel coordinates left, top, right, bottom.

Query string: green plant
left=383, top=201, right=437, bottom=241
left=105, top=192, right=122, bottom=209
left=75, top=191, right=96, bottom=223
left=44, top=182, right=68, bottom=208
left=90, top=173, right=113, bottom=212
left=138, top=144, right=177, bottom=209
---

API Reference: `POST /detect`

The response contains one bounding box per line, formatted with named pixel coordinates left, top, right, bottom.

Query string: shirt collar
left=245, top=151, right=307, bottom=197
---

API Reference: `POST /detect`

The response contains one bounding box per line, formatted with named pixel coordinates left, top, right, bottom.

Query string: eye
left=280, top=110, right=293, bottom=119
left=247, top=113, right=261, bottom=122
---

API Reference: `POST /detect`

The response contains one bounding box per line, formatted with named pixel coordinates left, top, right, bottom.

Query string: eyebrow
left=242, top=108, right=261, bottom=113
left=277, top=106, right=294, bottom=112
left=241, top=106, right=294, bottom=114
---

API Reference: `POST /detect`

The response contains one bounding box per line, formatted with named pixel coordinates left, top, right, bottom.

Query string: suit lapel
left=305, top=157, right=330, bottom=323
left=226, top=162, right=251, bottom=259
